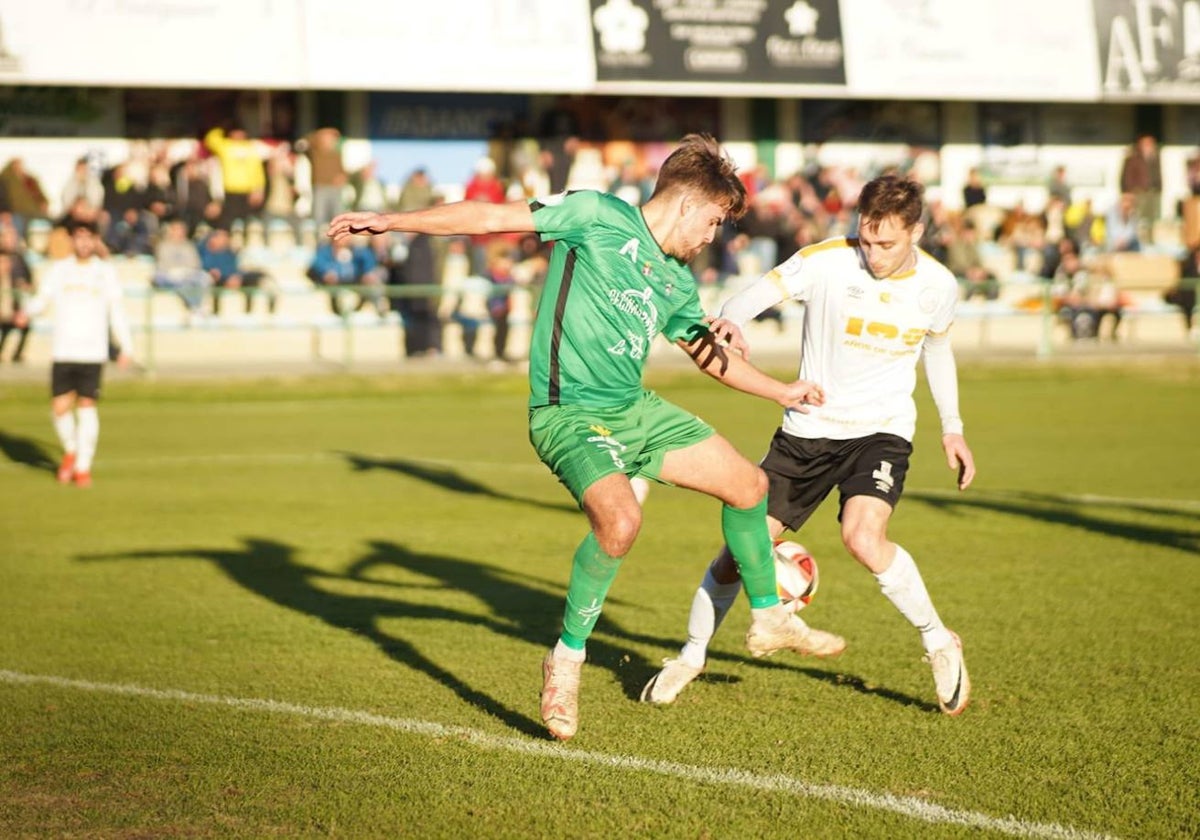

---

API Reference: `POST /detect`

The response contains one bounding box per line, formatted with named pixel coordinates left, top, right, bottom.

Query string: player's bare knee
left=594, top=511, right=641, bottom=557
left=726, top=465, right=768, bottom=509
left=841, top=525, right=886, bottom=568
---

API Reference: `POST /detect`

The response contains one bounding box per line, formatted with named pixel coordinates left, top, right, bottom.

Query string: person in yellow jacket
left=204, top=124, right=266, bottom=232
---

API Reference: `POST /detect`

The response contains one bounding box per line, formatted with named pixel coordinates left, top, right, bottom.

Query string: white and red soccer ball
left=773, top=540, right=818, bottom=613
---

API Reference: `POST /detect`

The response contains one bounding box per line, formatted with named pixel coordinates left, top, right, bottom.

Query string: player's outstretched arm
left=327, top=199, right=535, bottom=243
left=677, top=323, right=823, bottom=413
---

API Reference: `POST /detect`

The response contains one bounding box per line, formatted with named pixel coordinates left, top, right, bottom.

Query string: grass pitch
left=1, top=360, right=1198, bottom=839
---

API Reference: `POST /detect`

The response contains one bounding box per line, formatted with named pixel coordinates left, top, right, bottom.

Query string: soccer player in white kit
left=641, top=175, right=977, bottom=715
left=18, top=222, right=134, bottom=488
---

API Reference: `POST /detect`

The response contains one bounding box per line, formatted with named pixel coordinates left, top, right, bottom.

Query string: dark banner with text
left=1094, top=0, right=1200, bottom=99
left=590, top=0, right=845, bottom=86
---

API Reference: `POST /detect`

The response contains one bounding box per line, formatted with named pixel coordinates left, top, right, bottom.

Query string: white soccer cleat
left=640, top=658, right=704, bottom=705
left=745, top=608, right=846, bottom=659
left=540, top=650, right=582, bottom=741
left=925, top=631, right=970, bottom=716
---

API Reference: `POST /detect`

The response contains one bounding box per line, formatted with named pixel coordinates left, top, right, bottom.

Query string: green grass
left=1, top=361, right=1198, bottom=839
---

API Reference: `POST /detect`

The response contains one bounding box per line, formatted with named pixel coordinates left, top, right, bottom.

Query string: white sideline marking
left=1, top=669, right=1115, bottom=840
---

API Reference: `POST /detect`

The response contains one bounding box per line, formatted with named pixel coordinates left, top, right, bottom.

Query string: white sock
left=875, top=545, right=952, bottom=653
left=553, top=639, right=585, bottom=663
left=75, top=406, right=99, bottom=474
left=631, top=476, right=651, bottom=505
left=53, top=410, right=77, bottom=454
left=679, top=568, right=742, bottom=668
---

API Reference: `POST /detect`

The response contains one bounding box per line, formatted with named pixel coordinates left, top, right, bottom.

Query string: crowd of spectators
left=1, top=125, right=1197, bottom=362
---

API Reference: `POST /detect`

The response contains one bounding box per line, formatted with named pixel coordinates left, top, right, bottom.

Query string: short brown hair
left=651, top=133, right=748, bottom=221
left=857, top=174, right=924, bottom=230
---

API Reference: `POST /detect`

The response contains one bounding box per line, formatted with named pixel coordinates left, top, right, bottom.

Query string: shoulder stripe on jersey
left=801, top=237, right=850, bottom=257
left=547, top=248, right=577, bottom=404
left=765, top=269, right=790, bottom=297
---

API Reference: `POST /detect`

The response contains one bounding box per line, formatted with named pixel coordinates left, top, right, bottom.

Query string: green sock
left=560, top=532, right=623, bottom=649
left=721, top=498, right=780, bottom=609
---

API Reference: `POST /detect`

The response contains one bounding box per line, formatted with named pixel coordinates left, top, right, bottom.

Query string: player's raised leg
left=658, top=435, right=844, bottom=664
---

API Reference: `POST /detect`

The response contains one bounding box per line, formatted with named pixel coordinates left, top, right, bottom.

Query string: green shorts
left=528, top=390, right=715, bottom=505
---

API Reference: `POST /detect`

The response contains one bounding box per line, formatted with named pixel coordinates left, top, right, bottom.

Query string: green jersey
left=527, top=190, right=706, bottom=408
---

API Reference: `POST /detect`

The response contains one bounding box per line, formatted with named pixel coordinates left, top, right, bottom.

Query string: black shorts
left=51, top=362, right=104, bottom=400
left=759, top=430, right=912, bottom=531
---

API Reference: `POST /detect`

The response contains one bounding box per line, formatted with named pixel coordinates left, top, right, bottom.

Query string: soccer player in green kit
left=328, top=134, right=843, bottom=741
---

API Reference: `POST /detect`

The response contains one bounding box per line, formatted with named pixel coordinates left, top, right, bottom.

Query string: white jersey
left=26, top=256, right=133, bottom=364
left=726, top=237, right=958, bottom=442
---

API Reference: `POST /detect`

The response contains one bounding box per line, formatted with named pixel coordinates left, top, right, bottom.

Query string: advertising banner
left=590, top=0, right=845, bottom=87
left=1094, top=0, right=1200, bottom=99
left=0, top=0, right=304, bottom=88
left=303, top=0, right=595, bottom=92
left=840, top=0, right=1100, bottom=102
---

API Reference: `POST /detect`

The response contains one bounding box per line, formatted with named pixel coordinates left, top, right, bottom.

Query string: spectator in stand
left=307, top=234, right=387, bottom=317
left=997, top=200, right=1046, bottom=273
left=350, top=160, right=389, bottom=213
left=388, top=231, right=442, bottom=358
left=484, top=245, right=518, bottom=365
left=152, top=216, right=211, bottom=319
left=919, top=196, right=952, bottom=265
left=174, top=153, right=221, bottom=238
left=104, top=206, right=154, bottom=257
left=397, top=168, right=434, bottom=213
left=962, top=167, right=987, bottom=209
left=1041, top=233, right=1080, bottom=281
left=1053, top=248, right=1124, bottom=341
left=262, top=144, right=299, bottom=237
left=462, top=156, right=506, bottom=274
left=1166, top=244, right=1200, bottom=338
left=300, top=127, right=347, bottom=229
left=142, top=162, right=177, bottom=237
left=946, top=218, right=999, bottom=301
left=204, top=122, right=266, bottom=232
left=439, top=236, right=490, bottom=358
left=1187, top=152, right=1200, bottom=198
left=0, top=224, right=34, bottom=362
left=1104, top=192, right=1142, bottom=253
left=738, top=185, right=796, bottom=277
left=200, top=227, right=274, bottom=316
left=61, top=158, right=105, bottom=223
left=1119, top=134, right=1162, bottom=240
left=536, top=94, right=582, bottom=194
left=100, top=162, right=145, bottom=238
left=1047, top=165, right=1072, bottom=206
left=0, top=158, right=50, bottom=235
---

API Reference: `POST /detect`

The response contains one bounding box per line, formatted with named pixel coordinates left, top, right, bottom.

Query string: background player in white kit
left=641, top=174, right=977, bottom=715
left=17, top=222, right=134, bottom=488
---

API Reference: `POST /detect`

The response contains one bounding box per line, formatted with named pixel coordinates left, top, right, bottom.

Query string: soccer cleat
left=540, top=650, right=582, bottom=741
left=56, top=453, right=76, bottom=484
left=73, top=471, right=92, bottom=489
left=745, top=609, right=846, bottom=659
left=925, top=631, right=970, bottom=716
left=640, top=658, right=704, bottom=705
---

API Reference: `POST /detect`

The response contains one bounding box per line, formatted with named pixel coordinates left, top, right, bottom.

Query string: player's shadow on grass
left=337, top=451, right=578, bottom=515
left=675, top=651, right=934, bottom=713
left=908, top=489, right=1200, bottom=555
left=78, top=536, right=658, bottom=739
left=0, top=430, right=57, bottom=473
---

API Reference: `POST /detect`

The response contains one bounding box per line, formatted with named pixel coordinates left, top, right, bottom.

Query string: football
left=774, top=540, right=818, bottom=612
